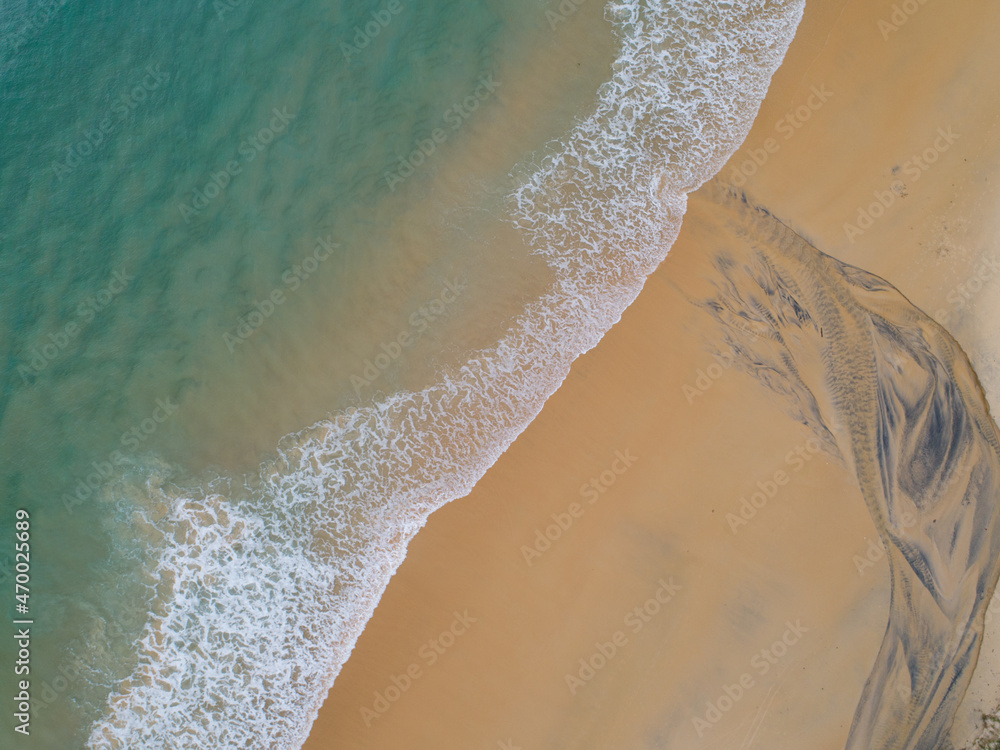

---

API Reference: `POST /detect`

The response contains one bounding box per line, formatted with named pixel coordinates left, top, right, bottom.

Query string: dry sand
left=303, top=0, right=1000, bottom=747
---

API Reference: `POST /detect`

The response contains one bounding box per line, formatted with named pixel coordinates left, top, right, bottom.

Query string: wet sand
left=303, top=0, right=1000, bottom=748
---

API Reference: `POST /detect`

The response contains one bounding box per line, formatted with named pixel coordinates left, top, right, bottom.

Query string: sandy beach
left=302, top=0, right=1000, bottom=748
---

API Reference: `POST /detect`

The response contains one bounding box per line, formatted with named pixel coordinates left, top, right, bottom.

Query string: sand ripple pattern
left=701, top=185, right=1000, bottom=750
left=85, top=3, right=805, bottom=749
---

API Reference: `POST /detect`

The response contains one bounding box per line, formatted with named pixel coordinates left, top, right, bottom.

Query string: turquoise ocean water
left=0, top=0, right=804, bottom=747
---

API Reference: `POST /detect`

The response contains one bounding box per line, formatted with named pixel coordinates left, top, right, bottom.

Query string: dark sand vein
left=696, top=181, right=1000, bottom=750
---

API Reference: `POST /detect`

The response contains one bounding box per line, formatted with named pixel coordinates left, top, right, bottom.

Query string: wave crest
left=87, top=2, right=805, bottom=747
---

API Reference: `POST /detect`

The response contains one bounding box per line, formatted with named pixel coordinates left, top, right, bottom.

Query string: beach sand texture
left=303, top=0, right=1000, bottom=748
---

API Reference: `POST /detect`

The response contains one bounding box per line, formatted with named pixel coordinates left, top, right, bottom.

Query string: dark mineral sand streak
left=698, top=182, right=1000, bottom=749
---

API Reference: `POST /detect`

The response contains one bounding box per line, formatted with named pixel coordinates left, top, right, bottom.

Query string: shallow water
left=0, top=0, right=804, bottom=747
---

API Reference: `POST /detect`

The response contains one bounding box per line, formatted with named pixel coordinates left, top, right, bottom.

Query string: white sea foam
left=87, top=1, right=805, bottom=747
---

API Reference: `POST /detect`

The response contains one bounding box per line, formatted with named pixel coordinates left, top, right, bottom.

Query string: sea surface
left=0, top=0, right=804, bottom=747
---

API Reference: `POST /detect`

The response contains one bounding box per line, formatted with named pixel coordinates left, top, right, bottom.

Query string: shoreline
left=78, top=1, right=808, bottom=747
left=301, top=0, right=1000, bottom=748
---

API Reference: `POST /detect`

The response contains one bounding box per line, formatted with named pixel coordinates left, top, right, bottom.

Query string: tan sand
left=304, top=205, right=884, bottom=749
left=303, top=0, right=1000, bottom=747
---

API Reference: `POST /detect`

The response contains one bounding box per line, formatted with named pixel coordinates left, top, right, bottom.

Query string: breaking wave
left=86, top=1, right=806, bottom=747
